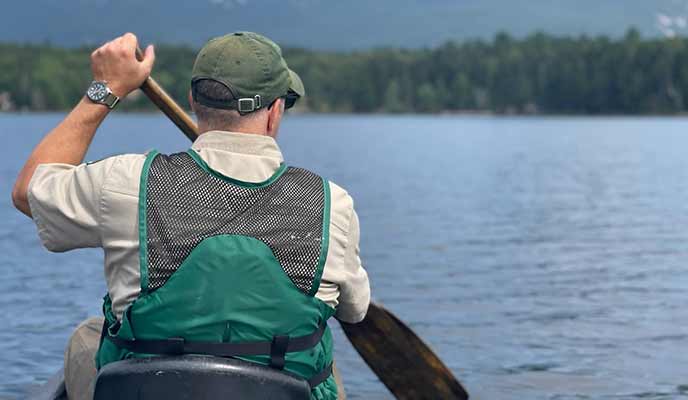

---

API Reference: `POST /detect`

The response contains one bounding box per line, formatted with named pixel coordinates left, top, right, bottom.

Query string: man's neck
left=197, top=125, right=272, bottom=138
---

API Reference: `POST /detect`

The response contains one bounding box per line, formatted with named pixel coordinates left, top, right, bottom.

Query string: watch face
left=87, top=82, right=108, bottom=101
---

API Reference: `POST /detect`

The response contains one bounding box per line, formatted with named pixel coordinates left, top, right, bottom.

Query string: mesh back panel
left=145, top=152, right=325, bottom=295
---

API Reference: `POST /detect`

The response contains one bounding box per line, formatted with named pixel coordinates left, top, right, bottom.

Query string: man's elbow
left=336, top=296, right=371, bottom=324
left=11, top=183, right=31, bottom=217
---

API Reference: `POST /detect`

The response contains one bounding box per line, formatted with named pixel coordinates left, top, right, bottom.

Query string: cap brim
left=288, top=69, right=305, bottom=97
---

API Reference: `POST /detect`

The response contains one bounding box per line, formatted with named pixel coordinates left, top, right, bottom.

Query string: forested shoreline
left=3, top=29, right=688, bottom=114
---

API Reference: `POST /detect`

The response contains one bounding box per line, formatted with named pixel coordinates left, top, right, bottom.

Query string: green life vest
left=96, top=149, right=337, bottom=400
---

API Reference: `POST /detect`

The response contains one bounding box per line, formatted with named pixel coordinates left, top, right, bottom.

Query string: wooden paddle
left=135, top=48, right=469, bottom=400
left=136, top=49, right=198, bottom=141
left=340, top=304, right=469, bottom=399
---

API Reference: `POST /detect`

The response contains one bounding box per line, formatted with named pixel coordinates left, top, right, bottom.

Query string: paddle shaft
left=136, top=48, right=199, bottom=141
left=135, top=53, right=469, bottom=400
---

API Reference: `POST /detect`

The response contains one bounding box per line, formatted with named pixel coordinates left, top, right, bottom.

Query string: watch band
left=102, top=93, right=120, bottom=109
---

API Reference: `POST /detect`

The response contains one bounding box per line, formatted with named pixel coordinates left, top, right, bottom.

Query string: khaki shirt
left=27, top=131, right=370, bottom=323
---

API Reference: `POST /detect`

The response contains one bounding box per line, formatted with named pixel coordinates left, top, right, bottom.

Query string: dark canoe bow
left=30, top=307, right=470, bottom=400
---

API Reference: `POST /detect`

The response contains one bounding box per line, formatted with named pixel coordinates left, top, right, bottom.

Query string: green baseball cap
left=191, top=31, right=304, bottom=114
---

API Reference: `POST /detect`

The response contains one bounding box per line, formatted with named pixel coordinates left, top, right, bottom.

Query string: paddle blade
left=339, top=303, right=469, bottom=400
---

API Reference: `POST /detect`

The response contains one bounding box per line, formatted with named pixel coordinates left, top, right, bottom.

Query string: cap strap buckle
left=238, top=95, right=262, bottom=114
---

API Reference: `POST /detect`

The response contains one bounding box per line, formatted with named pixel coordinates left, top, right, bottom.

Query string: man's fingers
left=121, top=32, right=138, bottom=48
left=93, top=42, right=108, bottom=57
left=90, top=33, right=153, bottom=95
left=140, top=44, right=156, bottom=73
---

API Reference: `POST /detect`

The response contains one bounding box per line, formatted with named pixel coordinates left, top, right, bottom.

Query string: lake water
left=2, top=114, right=688, bottom=399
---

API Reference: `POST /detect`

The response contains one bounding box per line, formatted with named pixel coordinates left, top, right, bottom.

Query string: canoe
left=30, top=355, right=314, bottom=400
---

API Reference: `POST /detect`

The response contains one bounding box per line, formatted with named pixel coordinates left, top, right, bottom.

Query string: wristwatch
left=86, top=80, right=120, bottom=109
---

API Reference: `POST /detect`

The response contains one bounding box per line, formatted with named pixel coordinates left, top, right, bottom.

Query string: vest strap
left=307, top=362, right=333, bottom=388
left=107, top=322, right=326, bottom=358
left=269, top=335, right=289, bottom=370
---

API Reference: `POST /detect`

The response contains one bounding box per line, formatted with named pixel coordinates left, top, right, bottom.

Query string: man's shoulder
left=30, top=152, right=149, bottom=188
left=87, top=152, right=146, bottom=165
left=326, top=180, right=356, bottom=233
left=96, top=153, right=149, bottom=196
left=83, top=152, right=150, bottom=174
left=327, top=180, right=353, bottom=204
left=95, top=152, right=149, bottom=175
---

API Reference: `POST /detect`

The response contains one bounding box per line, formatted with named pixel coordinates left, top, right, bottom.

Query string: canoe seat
left=93, top=355, right=311, bottom=400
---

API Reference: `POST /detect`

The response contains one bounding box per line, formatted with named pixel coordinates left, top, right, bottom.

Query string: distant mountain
left=2, top=0, right=688, bottom=49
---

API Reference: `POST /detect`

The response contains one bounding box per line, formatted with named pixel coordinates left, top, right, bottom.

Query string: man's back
left=28, top=131, right=369, bottom=323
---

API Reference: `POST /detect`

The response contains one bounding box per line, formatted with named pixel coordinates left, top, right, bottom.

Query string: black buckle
left=168, top=337, right=185, bottom=355
left=269, top=335, right=289, bottom=370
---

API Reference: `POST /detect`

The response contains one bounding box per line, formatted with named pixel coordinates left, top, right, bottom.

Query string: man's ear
left=266, top=98, right=284, bottom=138
left=188, top=90, right=194, bottom=112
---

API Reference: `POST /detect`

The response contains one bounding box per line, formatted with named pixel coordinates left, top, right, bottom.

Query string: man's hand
left=90, top=33, right=155, bottom=98
left=11, top=33, right=155, bottom=217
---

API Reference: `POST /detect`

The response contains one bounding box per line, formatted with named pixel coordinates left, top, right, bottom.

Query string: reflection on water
left=2, top=114, right=688, bottom=399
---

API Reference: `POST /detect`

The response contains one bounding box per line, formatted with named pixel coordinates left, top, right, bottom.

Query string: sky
left=3, top=0, right=688, bottom=49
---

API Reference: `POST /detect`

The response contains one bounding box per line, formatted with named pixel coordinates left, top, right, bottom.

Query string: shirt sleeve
left=333, top=209, right=371, bottom=323
left=27, top=158, right=118, bottom=252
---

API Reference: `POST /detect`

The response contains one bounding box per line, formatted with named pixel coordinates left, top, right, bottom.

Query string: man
left=12, top=32, right=370, bottom=400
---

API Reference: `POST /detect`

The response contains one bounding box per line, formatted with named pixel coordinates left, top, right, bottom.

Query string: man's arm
left=334, top=209, right=371, bottom=323
left=12, top=99, right=109, bottom=216
left=11, top=33, right=155, bottom=217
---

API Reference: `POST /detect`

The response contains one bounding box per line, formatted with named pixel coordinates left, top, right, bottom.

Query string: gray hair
left=191, top=79, right=262, bottom=130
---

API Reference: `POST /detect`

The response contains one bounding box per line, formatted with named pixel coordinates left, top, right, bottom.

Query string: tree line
left=2, top=29, right=688, bottom=114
